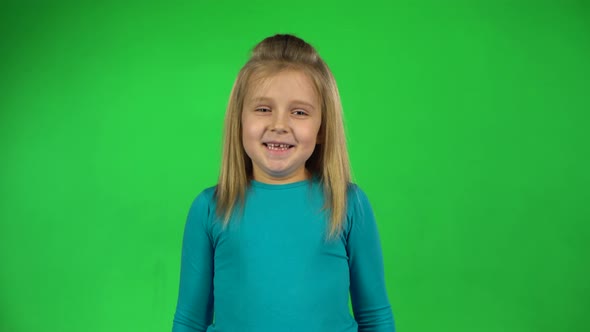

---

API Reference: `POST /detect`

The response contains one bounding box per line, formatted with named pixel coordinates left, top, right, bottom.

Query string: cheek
left=303, top=122, right=322, bottom=144
left=241, top=119, right=262, bottom=144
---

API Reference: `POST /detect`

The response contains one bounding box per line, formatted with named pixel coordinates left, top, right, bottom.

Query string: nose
left=270, top=110, right=289, bottom=133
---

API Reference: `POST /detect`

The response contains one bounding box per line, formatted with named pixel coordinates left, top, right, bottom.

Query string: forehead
left=245, top=70, right=320, bottom=105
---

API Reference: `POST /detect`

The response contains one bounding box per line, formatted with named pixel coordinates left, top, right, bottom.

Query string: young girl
left=172, top=34, right=395, bottom=332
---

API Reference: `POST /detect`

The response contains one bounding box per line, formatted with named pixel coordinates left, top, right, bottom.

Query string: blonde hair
left=215, top=34, right=351, bottom=240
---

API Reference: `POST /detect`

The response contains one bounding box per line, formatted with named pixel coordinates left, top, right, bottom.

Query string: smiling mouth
left=263, top=143, right=294, bottom=151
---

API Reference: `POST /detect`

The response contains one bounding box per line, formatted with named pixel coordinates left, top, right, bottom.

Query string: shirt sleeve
left=346, top=185, right=395, bottom=332
left=172, top=190, right=215, bottom=332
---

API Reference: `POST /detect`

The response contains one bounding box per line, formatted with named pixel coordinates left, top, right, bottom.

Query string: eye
left=292, top=109, right=308, bottom=116
left=255, top=107, right=271, bottom=113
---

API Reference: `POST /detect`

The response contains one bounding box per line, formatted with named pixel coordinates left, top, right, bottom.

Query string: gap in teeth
left=266, top=143, right=291, bottom=150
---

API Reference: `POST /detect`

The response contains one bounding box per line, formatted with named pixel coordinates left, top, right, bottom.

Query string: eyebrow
left=249, top=97, right=316, bottom=111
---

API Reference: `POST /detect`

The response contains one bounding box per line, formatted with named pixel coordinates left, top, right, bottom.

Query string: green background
left=1, top=1, right=588, bottom=331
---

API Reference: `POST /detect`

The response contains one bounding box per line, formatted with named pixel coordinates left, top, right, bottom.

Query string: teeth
left=266, top=143, right=291, bottom=150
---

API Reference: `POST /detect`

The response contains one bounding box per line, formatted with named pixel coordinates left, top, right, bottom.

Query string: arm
left=347, top=186, right=395, bottom=332
left=172, top=191, right=215, bottom=332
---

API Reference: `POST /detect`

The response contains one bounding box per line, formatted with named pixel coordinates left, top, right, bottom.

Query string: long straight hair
left=215, top=34, right=351, bottom=240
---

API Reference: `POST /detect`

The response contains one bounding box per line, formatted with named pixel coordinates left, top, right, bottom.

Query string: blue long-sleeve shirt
left=172, top=178, right=395, bottom=331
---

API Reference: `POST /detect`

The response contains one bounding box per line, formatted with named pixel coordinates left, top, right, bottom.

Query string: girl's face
left=241, top=70, right=321, bottom=184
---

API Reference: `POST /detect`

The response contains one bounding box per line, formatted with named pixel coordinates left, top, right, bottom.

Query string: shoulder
left=344, top=183, right=376, bottom=232
left=195, top=185, right=217, bottom=204
left=187, top=185, right=218, bottom=221
left=346, top=182, right=372, bottom=212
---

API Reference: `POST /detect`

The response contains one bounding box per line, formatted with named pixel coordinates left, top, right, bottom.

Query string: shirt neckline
left=250, top=176, right=317, bottom=190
